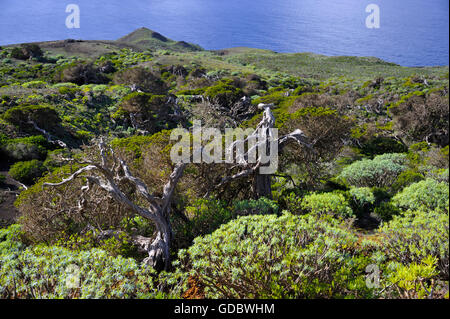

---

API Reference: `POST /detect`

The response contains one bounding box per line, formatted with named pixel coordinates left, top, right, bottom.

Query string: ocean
left=0, top=0, right=448, bottom=66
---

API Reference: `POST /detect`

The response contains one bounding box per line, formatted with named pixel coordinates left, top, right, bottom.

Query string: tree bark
left=43, top=140, right=186, bottom=271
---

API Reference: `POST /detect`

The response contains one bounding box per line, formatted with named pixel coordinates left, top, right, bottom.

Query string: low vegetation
left=0, top=28, right=448, bottom=299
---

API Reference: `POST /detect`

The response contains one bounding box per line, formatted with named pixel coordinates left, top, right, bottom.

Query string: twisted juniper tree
left=217, top=103, right=312, bottom=199
left=43, top=103, right=311, bottom=269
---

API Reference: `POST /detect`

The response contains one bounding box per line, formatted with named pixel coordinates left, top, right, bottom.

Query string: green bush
left=0, top=224, right=26, bottom=255
left=361, top=137, right=408, bottom=157
left=301, top=192, right=354, bottom=217
left=8, top=160, right=46, bottom=184
left=349, top=187, right=375, bottom=208
left=175, top=199, right=232, bottom=249
left=2, top=104, right=61, bottom=131
left=0, top=245, right=160, bottom=298
left=339, top=153, right=408, bottom=188
left=204, top=79, right=243, bottom=106
left=392, top=179, right=449, bottom=211
left=2, top=135, right=49, bottom=160
left=178, top=213, right=374, bottom=298
left=232, top=197, right=279, bottom=216
left=0, top=224, right=190, bottom=299
left=373, top=202, right=402, bottom=222
left=283, top=191, right=304, bottom=214
left=0, top=174, right=6, bottom=185
left=379, top=209, right=449, bottom=278
left=382, top=256, right=442, bottom=299
left=10, top=47, right=27, bottom=60
left=391, top=170, right=424, bottom=193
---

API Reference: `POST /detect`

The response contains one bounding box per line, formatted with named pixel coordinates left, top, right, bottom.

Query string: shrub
left=232, top=197, right=279, bottom=216
left=391, top=170, right=424, bottom=193
left=0, top=224, right=27, bottom=255
left=57, top=62, right=108, bottom=85
left=1, top=135, right=49, bottom=160
left=283, top=191, right=303, bottom=214
left=204, top=79, right=244, bottom=106
left=389, top=91, right=449, bottom=146
left=8, top=160, right=46, bottom=184
left=301, top=192, right=354, bottom=217
left=373, top=202, right=401, bottom=222
left=114, top=92, right=178, bottom=134
left=339, top=153, right=408, bottom=188
left=383, top=256, right=441, bottom=299
left=0, top=174, right=5, bottom=185
left=379, top=209, right=449, bottom=279
left=20, top=44, right=43, bottom=59
left=113, top=67, right=167, bottom=94
left=0, top=244, right=160, bottom=298
left=175, top=198, right=232, bottom=250
left=21, top=80, right=48, bottom=89
left=2, top=104, right=61, bottom=132
left=0, top=225, right=186, bottom=299
left=391, top=179, right=449, bottom=211
left=361, top=137, right=408, bottom=157
left=349, top=187, right=375, bottom=207
left=178, top=213, right=374, bottom=298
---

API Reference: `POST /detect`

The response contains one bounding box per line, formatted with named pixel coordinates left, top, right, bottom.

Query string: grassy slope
left=5, top=27, right=446, bottom=81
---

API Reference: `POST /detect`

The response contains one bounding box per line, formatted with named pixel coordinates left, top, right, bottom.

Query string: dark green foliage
left=20, top=44, right=43, bottom=59
left=8, top=160, right=46, bottom=184
left=10, top=44, right=43, bottom=60
left=113, top=67, right=167, bottom=94
left=204, top=79, right=244, bottom=106
left=1, top=135, right=50, bottom=161
left=391, top=170, right=424, bottom=193
left=56, top=61, right=109, bottom=85
left=373, top=202, right=402, bottom=222
left=174, top=198, right=233, bottom=250
left=232, top=197, right=279, bottom=216
left=10, top=47, right=27, bottom=60
left=2, top=104, right=61, bottom=132
left=361, top=137, right=408, bottom=157
left=113, top=92, right=178, bottom=134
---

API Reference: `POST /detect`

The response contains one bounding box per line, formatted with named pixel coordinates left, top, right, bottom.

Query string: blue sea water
left=0, top=0, right=448, bottom=66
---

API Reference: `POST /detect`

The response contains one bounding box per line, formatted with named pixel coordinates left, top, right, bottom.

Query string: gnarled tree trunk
left=218, top=103, right=312, bottom=199
left=44, top=139, right=186, bottom=271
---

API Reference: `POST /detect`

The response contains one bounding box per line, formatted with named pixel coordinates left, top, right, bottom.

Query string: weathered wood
left=43, top=140, right=184, bottom=270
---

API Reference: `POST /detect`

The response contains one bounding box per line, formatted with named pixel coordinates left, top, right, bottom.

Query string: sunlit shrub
left=349, top=187, right=375, bottom=208
left=8, top=159, right=46, bottom=184
left=301, top=192, right=354, bottom=217
left=383, top=256, right=441, bottom=299
left=178, top=213, right=374, bottom=298
left=392, top=179, right=449, bottom=211
left=339, top=153, right=408, bottom=188
left=379, top=209, right=449, bottom=278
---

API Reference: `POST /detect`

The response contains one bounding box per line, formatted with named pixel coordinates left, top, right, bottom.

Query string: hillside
left=0, top=28, right=448, bottom=299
